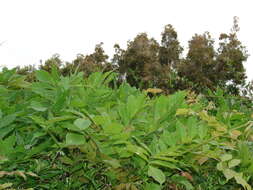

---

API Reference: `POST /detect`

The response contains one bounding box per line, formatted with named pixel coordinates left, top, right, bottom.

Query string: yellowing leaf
left=145, top=88, right=163, bottom=94
left=14, top=171, right=27, bottom=180
left=220, top=154, right=233, bottom=162
left=0, top=171, right=7, bottom=178
left=198, top=156, right=209, bottom=165
left=0, top=183, right=13, bottom=190
left=228, top=159, right=241, bottom=168
left=103, top=159, right=121, bottom=169
left=234, top=172, right=252, bottom=190
left=212, top=131, right=222, bottom=138
left=230, top=130, right=242, bottom=140
left=181, top=171, right=193, bottom=181
left=176, top=108, right=191, bottom=116
left=217, top=162, right=225, bottom=171
left=114, top=183, right=138, bottom=190
left=26, top=172, right=38, bottom=178
left=199, top=111, right=227, bottom=132
left=0, top=170, right=27, bottom=180
left=223, top=168, right=235, bottom=181
left=216, top=126, right=227, bottom=132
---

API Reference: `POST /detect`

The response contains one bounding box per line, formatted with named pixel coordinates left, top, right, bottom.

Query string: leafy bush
left=0, top=68, right=252, bottom=189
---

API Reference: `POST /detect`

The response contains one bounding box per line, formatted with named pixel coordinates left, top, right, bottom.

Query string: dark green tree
left=114, top=33, right=169, bottom=89
left=216, top=16, right=248, bottom=94
left=159, top=24, right=183, bottom=92
left=39, top=54, right=63, bottom=72
left=178, top=32, right=217, bottom=92
left=159, top=24, right=183, bottom=68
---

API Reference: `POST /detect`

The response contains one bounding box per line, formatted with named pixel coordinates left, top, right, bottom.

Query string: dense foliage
left=0, top=68, right=252, bottom=189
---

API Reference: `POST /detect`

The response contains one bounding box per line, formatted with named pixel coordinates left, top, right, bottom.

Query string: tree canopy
left=15, top=17, right=250, bottom=96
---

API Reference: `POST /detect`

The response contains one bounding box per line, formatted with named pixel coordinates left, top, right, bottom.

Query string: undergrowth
left=0, top=68, right=252, bottom=189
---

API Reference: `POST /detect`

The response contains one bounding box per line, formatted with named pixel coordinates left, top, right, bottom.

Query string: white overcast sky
left=0, top=0, right=252, bottom=81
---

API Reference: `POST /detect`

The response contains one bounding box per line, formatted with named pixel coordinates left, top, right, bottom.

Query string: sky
left=0, top=0, right=252, bottom=81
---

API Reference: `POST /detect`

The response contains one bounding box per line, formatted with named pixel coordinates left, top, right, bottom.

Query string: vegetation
left=0, top=67, right=252, bottom=189
left=0, top=17, right=252, bottom=189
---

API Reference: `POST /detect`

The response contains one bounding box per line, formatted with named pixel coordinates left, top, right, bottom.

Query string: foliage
left=177, top=17, right=248, bottom=95
left=216, top=17, right=248, bottom=94
left=113, top=33, right=167, bottom=89
left=62, top=43, right=111, bottom=77
left=178, top=32, right=216, bottom=92
left=0, top=68, right=252, bottom=189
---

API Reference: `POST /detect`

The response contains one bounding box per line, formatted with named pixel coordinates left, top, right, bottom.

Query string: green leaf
left=52, top=89, right=68, bottom=112
left=127, top=144, right=149, bottom=161
left=0, top=114, right=16, bottom=129
left=30, top=101, right=47, bottom=112
left=217, top=162, right=226, bottom=171
left=220, top=154, right=233, bottom=162
left=103, top=159, right=121, bottom=169
left=60, top=156, right=74, bottom=165
left=148, top=166, right=166, bottom=185
left=66, top=133, right=86, bottom=146
left=27, top=140, right=52, bottom=157
left=62, top=123, right=81, bottom=132
left=198, top=124, right=208, bottom=139
left=223, top=169, right=235, bottom=181
left=51, top=65, right=60, bottom=81
left=35, top=70, right=54, bottom=83
left=0, top=125, right=15, bottom=139
left=47, top=116, right=73, bottom=124
left=145, top=183, right=161, bottom=190
left=74, top=118, right=91, bottom=131
left=171, top=174, right=194, bottom=190
left=127, top=94, right=145, bottom=119
left=132, top=136, right=152, bottom=155
left=103, top=123, right=123, bottom=134
left=228, top=159, right=241, bottom=168
left=0, top=135, right=16, bottom=155
left=150, top=160, right=180, bottom=170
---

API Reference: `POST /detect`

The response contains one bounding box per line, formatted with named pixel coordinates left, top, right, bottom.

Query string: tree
left=114, top=33, right=167, bottom=89
left=159, top=24, right=184, bottom=92
left=178, top=32, right=217, bottom=92
left=216, top=16, right=248, bottom=94
left=39, top=54, right=62, bottom=73
left=62, top=43, right=110, bottom=77
left=159, top=24, right=183, bottom=69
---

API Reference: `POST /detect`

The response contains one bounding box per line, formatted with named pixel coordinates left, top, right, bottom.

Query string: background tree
left=12, top=17, right=250, bottom=96
left=178, top=32, right=217, bottom=92
left=39, top=54, right=63, bottom=72
left=159, top=24, right=183, bottom=68
left=114, top=33, right=169, bottom=89
left=159, top=24, right=183, bottom=92
left=216, top=16, right=248, bottom=94
left=62, top=43, right=110, bottom=77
